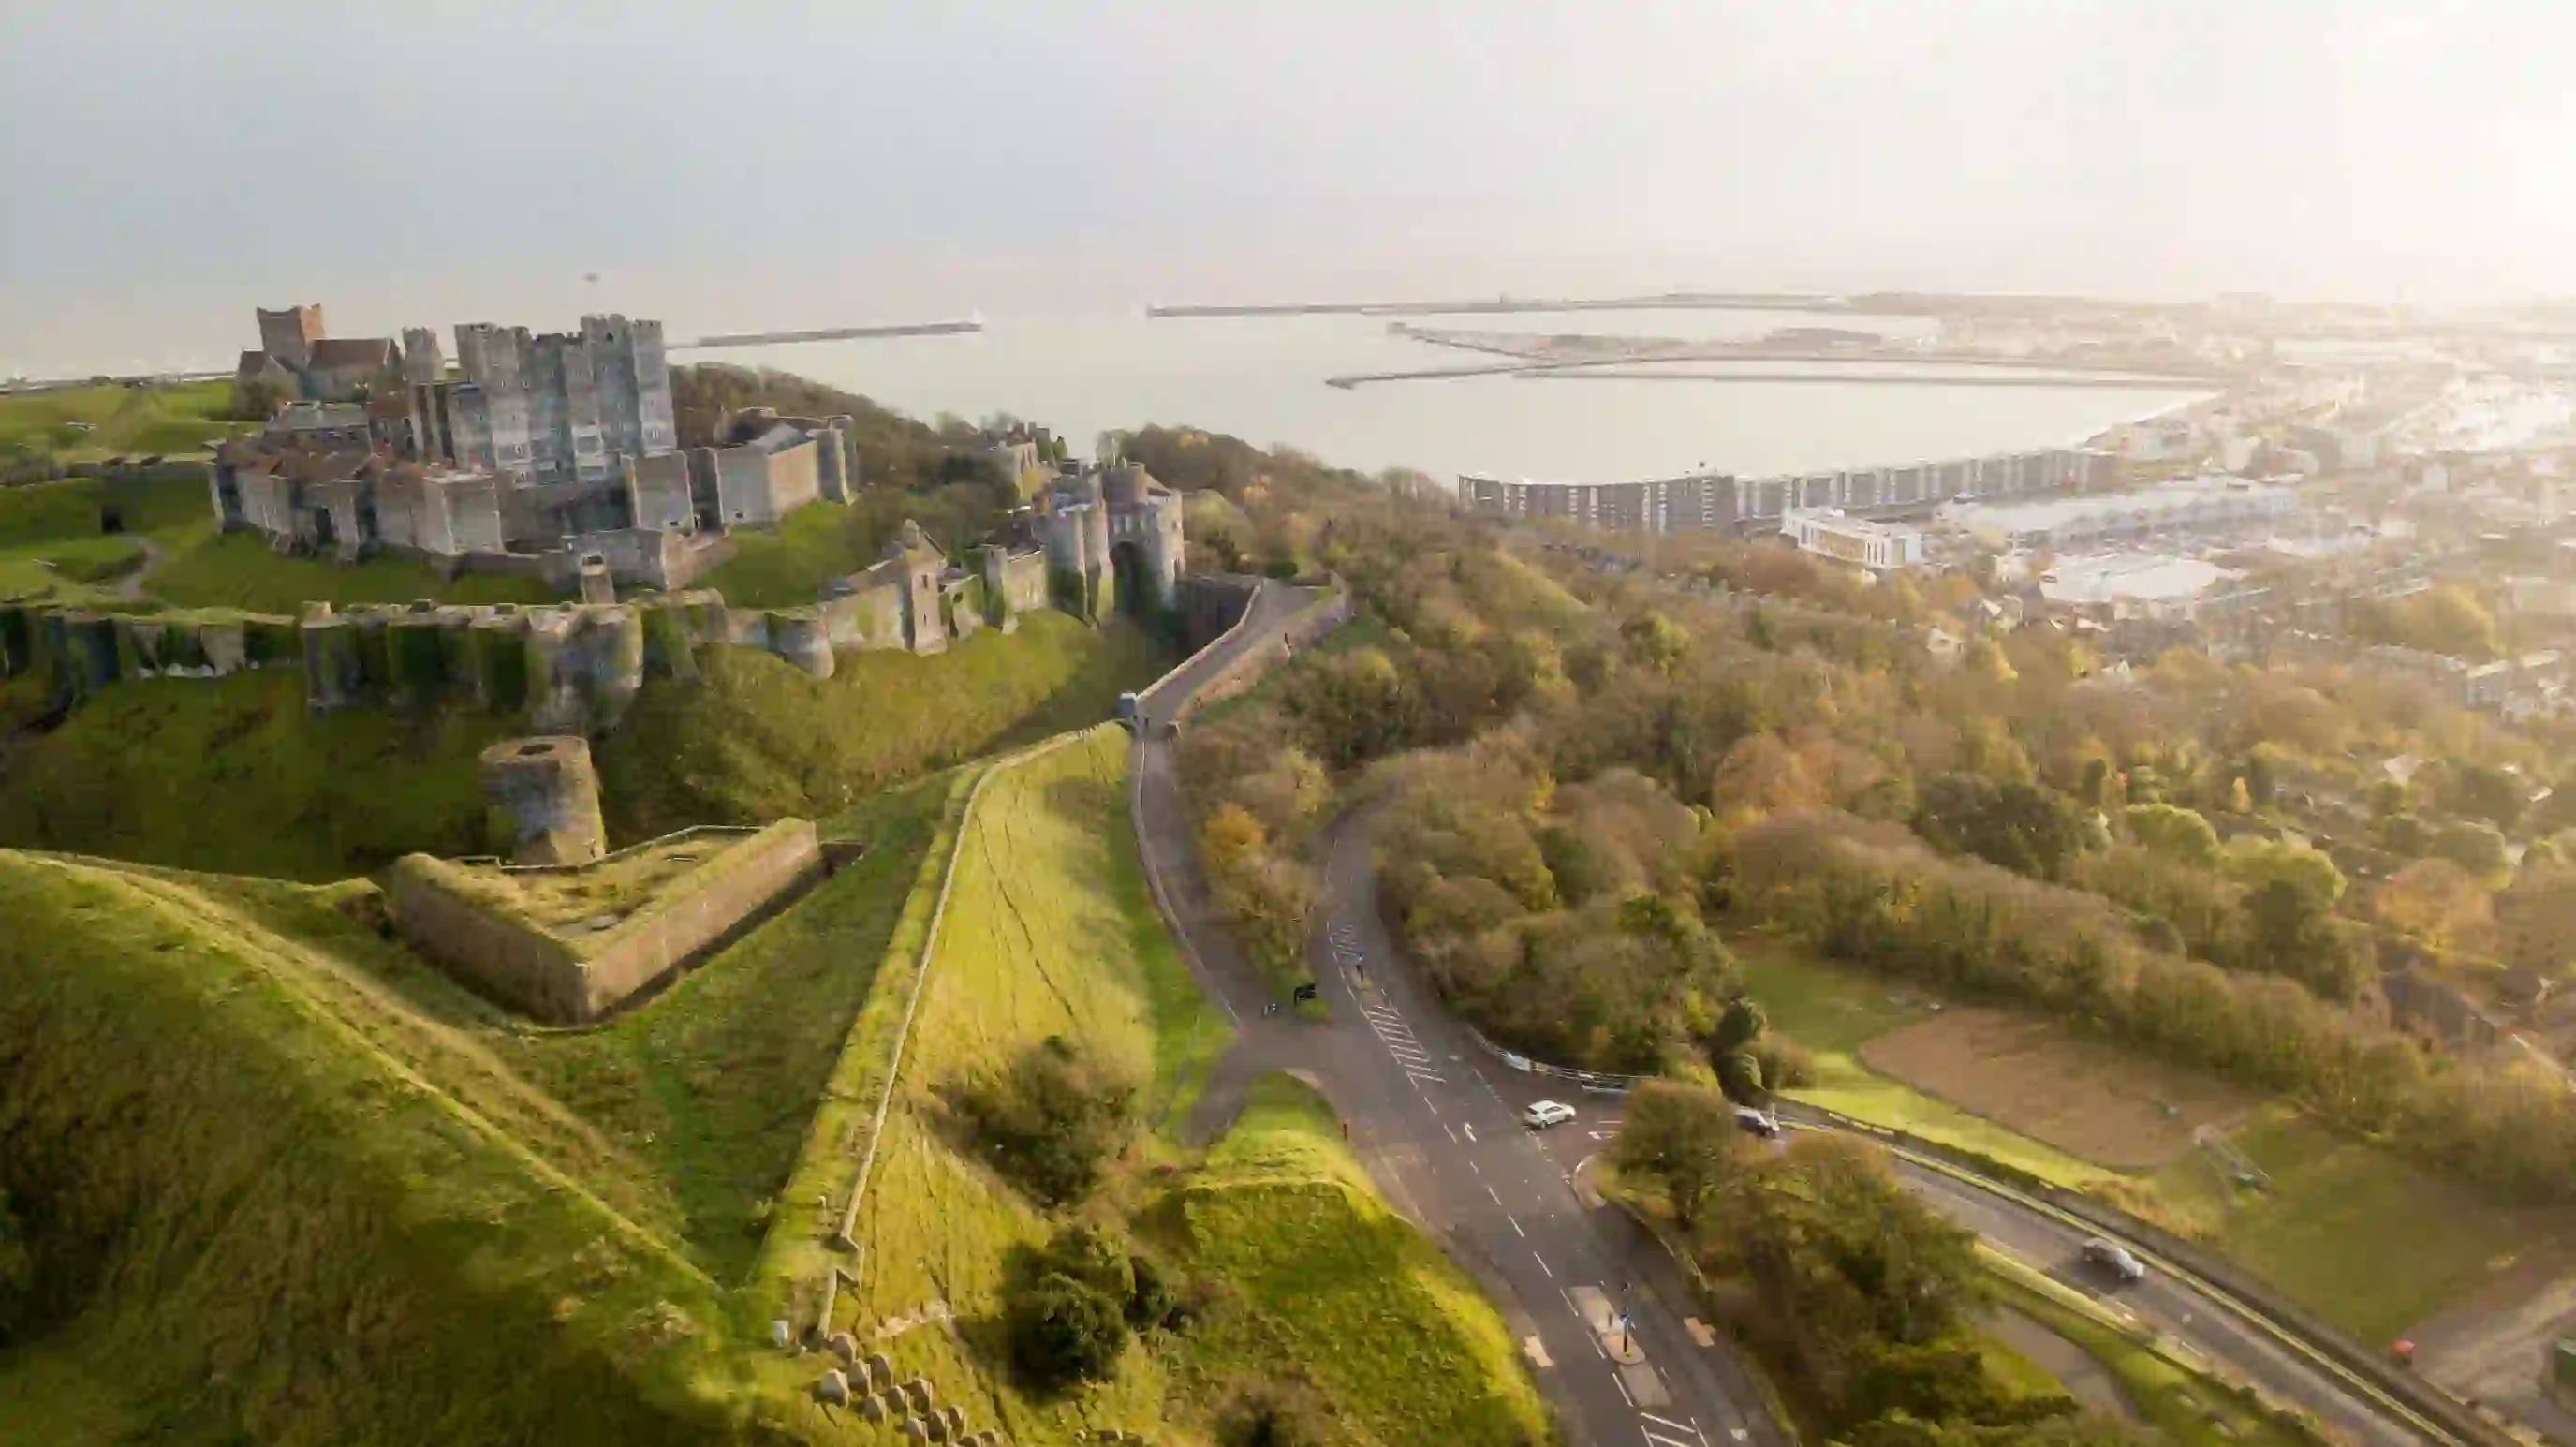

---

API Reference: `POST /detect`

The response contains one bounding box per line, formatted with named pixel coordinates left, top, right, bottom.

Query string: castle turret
left=478, top=736, right=607, bottom=865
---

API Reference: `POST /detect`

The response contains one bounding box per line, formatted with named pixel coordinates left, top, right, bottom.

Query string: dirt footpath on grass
left=1858, top=1008, right=2256, bottom=1170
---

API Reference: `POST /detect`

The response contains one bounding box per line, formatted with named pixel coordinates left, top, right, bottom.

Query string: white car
left=1523, top=1100, right=1577, bottom=1130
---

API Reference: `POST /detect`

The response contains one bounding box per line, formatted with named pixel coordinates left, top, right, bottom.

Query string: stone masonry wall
left=385, top=819, right=824, bottom=1024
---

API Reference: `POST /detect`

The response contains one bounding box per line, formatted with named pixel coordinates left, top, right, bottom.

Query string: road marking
left=1536, top=1254, right=1554, bottom=1279
left=1469, top=1159, right=1481, bottom=1174
left=1614, top=1372, right=1634, bottom=1407
left=1463, top=1122, right=1478, bottom=1144
left=1524, top=1334, right=1553, bottom=1369
left=1488, top=1184, right=1504, bottom=1205
left=1423, top=1096, right=1439, bottom=1114
left=1406, top=1070, right=1447, bottom=1085
left=1508, top=1213, right=1526, bottom=1238
left=1441, top=1122, right=1457, bottom=1143
left=1641, top=1411, right=1696, bottom=1435
left=1643, top=1430, right=1695, bottom=1447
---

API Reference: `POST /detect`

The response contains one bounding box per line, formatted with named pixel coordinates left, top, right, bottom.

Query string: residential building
left=1780, top=509, right=1923, bottom=569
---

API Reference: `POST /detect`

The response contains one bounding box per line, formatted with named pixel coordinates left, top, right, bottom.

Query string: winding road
left=1130, top=583, right=2451, bottom=1447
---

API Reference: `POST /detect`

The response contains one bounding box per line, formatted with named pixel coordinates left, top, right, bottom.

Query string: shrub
left=949, top=1036, right=1139, bottom=1205
left=1008, top=1271, right=1128, bottom=1389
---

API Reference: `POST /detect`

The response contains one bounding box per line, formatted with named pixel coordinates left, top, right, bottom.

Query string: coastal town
left=1458, top=294, right=2576, bottom=718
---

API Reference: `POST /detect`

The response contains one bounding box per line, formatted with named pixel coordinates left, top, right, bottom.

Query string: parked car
left=1523, top=1100, right=1577, bottom=1130
left=2083, top=1237, right=2147, bottom=1284
left=1734, top=1107, right=1782, bottom=1138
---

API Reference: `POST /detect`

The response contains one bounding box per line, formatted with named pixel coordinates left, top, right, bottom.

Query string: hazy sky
left=7, top=0, right=2576, bottom=373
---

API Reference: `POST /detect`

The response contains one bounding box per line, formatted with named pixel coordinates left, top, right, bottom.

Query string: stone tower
left=256, top=303, right=326, bottom=371
left=479, top=736, right=609, bottom=865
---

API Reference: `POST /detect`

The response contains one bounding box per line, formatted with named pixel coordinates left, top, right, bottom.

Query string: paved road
left=1130, top=587, right=2433, bottom=1447
left=1135, top=641, right=1784, bottom=1447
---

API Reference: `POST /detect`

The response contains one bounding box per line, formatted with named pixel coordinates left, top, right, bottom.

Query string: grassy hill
left=773, top=726, right=1548, bottom=1447
left=0, top=851, right=754, bottom=1445
left=0, top=614, right=1168, bottom=880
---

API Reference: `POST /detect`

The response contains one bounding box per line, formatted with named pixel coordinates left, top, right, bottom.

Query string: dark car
left=2083, top=1237, right=2147, bottom=1284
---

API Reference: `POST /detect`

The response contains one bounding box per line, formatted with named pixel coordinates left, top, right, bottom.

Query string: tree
left=2124, top=804, right=2219, bottom=866
left=2433, top=819, right=2511, bottom=880
left=1621, top=611, right=1690, bottom=674
left=1914, top=775, right=2087, bottom=880
left=1612, top=1081, right=1747, bottom=1232
left=1710, top=997, right=1772, bottom=1105
left=2373, top=858, right=2494, bottom=952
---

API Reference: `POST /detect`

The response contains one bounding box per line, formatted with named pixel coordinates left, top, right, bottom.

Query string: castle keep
left=213, top=305, right=860, bottom=590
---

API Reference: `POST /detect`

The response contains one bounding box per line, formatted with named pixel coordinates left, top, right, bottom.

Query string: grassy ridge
left=145, top=529, right=557, bottom=613
left=1162, top=1074, right=1557, bottom=1447
left=0, top=851, right=752, bottom=1446
left=808, top=728, right=1541, bottom=1447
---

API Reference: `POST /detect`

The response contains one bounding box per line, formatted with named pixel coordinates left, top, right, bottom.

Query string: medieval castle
left=2, top=304, right=1188, bottom=719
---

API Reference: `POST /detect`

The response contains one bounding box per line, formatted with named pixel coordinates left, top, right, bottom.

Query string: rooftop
left=2038, top=553, right=2241, bottom=606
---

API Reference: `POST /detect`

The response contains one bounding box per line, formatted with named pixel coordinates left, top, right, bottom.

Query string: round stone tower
left=478, top=735, right=608, bottom=865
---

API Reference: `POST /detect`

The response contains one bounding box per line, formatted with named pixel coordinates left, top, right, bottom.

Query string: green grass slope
left=0, top=851, right=756, bottom=1446
left=788, top=728, right=1541, bottom=1447
left=596, top=613, right=1171, bottom=839
left=0, top=667, right=520, bottom=880
left=1160, top=1074, right=1557, bottom=1447
left=0, top=615, right=1166, bottom=880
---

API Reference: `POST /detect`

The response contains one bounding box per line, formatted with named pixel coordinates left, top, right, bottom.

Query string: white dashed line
left=1640, top=1412, right=1696, bottom=1436
left=1441, top=1121, right=1457, bottom=1143
left=1614, top=1372, right=1634, bottom=1407
left=1508, top=1213, right=1526, bottom=1238
left=1487, top=1184, right=1504, bottom=1205
left=1536, top=1253, right=1554, bottom=1278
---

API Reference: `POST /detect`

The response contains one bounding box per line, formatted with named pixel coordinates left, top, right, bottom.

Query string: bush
left=950, top=1035, right=1138, bottom=1205
left=1008, top=1272, right=1128, bottom=1390
left=1217, top=1377, right=1337, bottom=1447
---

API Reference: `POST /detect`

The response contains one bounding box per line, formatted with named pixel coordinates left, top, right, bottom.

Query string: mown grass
left=690, top=500, right=872, bottom=608
left=2146, top=1104, right=2568, bottom=1345
left=1730, top=931, right=2116, bottom=1189
left=0, top=380, right=245, bottom=465
left=145, top=527, right=559, bottom=613
left=1160, top=1073, right=1557, bottom=1447
left=0, top=850, right=758, bottom=1445
left=596, top=612, right=1172, bottom=838
left=0, top=469, right=209, bottom=548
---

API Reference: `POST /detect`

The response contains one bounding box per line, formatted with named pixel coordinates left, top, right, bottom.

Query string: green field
left=2147, top=1105, right=2569, bottom=1345
left=0, top=380, right=247, bottom=468
left=1730, top=930, right=2116, bottom=1189
left=1734, top=930, right=2563, bottom=1346
left=0, top=850, right=758, bottom=1445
